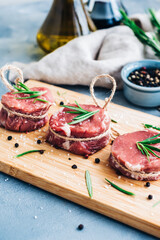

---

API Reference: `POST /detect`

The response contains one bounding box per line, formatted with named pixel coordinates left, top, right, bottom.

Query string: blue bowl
left=121, top=60, right=160, bottom=107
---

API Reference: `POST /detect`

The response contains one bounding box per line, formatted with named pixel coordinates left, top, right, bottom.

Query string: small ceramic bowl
left=121, top=60, right=160, bottom=107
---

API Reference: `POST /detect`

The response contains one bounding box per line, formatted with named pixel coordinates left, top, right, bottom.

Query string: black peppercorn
left=110, top=140, right=114, bottom=145
left=54, top=145, right=60, bottom=149
left=37, top=139, right=41, bottom=144
left=68, top=158, right=71, bottom=160
left=145, top=182, right=150, bottom=187
left=7, top=136, right=12, bottom=141
left=72, top=164, right=77, bottom=169
left=77, top=224, right=84, bottom=230
left=84, top=154, right=89, bottom=159
left=95, top=158, right=100, bottom=164
left=39, top=150, right=44, bottom=154
left=15, top=143, right=19, bottom=148
left=148, top=194, right=153, bottom=200
left=60, top=101, right=64, bottom=106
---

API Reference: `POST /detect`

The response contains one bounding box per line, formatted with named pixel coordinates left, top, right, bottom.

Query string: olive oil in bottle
left=37, top=0, right=96, bottom=53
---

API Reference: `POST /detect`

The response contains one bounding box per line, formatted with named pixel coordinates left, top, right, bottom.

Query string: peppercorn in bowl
left=121, top=60, right=160, bottom=107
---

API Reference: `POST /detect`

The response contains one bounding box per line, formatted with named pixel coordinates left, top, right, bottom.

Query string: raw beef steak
left=0, top=87, right=53, bottom=132
left=47, top=104, right=111, bottom=156
left=109, top=130, right=160, bottom=181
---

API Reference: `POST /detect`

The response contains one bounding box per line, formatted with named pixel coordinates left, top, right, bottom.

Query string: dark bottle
left=88, top=0, right=127, bottom=29
left=37, top=0, right=96, bottom=53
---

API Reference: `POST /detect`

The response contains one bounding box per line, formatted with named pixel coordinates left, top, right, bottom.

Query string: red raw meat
left=0, top=87, right=54, bottom=132
left=47, top=104, right=111, bottom=156
left=110, top=130, right=160, bottom=180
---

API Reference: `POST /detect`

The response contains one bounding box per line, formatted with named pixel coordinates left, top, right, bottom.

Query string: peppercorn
left=142, top=67, right=146, bottom=70
left=39, top=150, right=44, bottom=154
left=7, top=136, right=12, bottom=141
left=128, top=67, right=160, bottom=87
left=72, top=164, right=77, bottom=169
left=84, top=154, right=89, bottom=159
left=110, top=140, right=114, bottom=145
left=54, top=145, right=60, bottom=149
left=37, top=139, right=41, bottom=144
left=68, top=158, right=71, bottom=160
left=15, top=143, right=19, bottom=148
left=148, top=194, right=153, bottom=200
left=95, top=158, right=100, bottom=164
left=60, top=101, right=64, bottom=106
left=77, top=224, right=84, bottom=230
left=145, top=182, right=150, bottom=187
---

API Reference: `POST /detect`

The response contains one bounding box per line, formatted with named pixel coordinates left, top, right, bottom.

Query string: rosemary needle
left=33, top=98, right=49, bottom=103
left=68, top=111, right=99, bottom=125
left=15, top=150, right=45, bottom=158
left=105, top=178, right=135, bottom=196
left=152, top=200, right=160, bottom=208
left=16, top=90, right=47, bottom=99
left=111, top=119, right=117, bottom=123
left=143, top=123, right=160, bottom=131
left=85, top=170, right=93, bottom=198
left=62, top=105, right=88, bottom=114
left=17, top=82, right=30, bottom=91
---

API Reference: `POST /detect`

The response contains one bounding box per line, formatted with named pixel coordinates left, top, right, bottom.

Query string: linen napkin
left=12, top=11, right=160, bottom=89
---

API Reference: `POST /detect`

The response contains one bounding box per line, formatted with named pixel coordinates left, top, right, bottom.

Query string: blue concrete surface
left=0, top=1, right=159, bottom=240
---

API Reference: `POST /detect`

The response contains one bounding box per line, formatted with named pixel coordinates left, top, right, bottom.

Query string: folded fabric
left=12, top=12, right=160, bottom=89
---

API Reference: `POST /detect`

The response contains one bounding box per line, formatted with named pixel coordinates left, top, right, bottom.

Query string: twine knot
left=0, top=64, right=24, bottom=91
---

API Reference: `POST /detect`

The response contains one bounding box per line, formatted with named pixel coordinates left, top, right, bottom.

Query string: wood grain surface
left=0, top=80, right=160, bottom=237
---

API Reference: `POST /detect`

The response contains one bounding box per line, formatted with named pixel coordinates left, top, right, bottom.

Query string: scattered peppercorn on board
left=0, top=80, right=160, bottom=237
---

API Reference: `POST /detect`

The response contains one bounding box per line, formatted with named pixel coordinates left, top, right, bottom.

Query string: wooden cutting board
left=0, top=80, right=160, bottom=237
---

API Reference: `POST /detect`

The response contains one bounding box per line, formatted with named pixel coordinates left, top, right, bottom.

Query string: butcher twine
left=0, top=65, right=48, bottom=119
left=49, top=74, right=118, bottom=142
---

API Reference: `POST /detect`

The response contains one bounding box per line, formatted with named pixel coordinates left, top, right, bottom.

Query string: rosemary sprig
left=61, top=101, right=99, bottom=125
left=85, top=170, right=93, bottom=198
left=136, top=133, right=160, bottom=162
left=105, top=178, right=135, bottom=196
left=143, top=123, right=160, bottom=131
left=149, top=9, right=160, bottom=34
left=13, top=82, right=49, bottom=103
left=120, top=9, right=160, bottom=57
left=15, top=149, right=45, bottom=158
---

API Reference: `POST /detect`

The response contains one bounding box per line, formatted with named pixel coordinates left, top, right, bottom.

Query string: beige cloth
left=12, top=11, right=160, bottom=89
